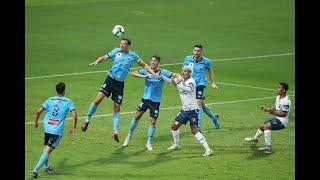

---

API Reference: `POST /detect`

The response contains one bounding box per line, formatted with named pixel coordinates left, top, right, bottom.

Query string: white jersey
left=176, top=77, right=198, bottom=111
left=275, top=95, right=291, bottom=127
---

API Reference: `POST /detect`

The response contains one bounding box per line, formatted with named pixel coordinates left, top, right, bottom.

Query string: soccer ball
left=112, top=25, right=125, bottom=37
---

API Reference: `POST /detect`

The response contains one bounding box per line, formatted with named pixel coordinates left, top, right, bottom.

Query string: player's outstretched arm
left=89, top=55, right=109, bottom=66
left=137, top=59, right=161, bottom=78
left=68, top=110, right=78, bottom=135
left=131, top=70, right=151, bottom=79
left=34, top=107, right=45, bottom=128
left=208, top=68, right=218, bottom=90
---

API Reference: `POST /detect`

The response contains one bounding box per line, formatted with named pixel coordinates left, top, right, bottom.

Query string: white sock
left=264, top=130, right=271, bottom=146
left=172, top=129, right=180, bottom=145
left=254, top=129, right=264, bottom=139
left=195, top=132, right=211, bottom=151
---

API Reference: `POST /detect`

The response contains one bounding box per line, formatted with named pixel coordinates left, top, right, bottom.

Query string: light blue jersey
left=107, top=48, right=140, bottom=81
left=183, top=55, right=212, bottom=87
left=42, top=96, right=75, bottom=136
left=138, top=68, right=173, bottom=102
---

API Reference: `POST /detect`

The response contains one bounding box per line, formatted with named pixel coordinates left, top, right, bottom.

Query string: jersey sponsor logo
left=48, top=119, right=60, bottom=125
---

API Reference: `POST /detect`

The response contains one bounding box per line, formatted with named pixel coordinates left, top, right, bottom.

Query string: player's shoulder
left=129, top=50, right=139, bottom=56
left=187, top=78, right=196, bottom=84
left=202, top=56, right=212, bottom=63
left=160, top=68, right=170, bottom=73
left=60, top=96, right=74, bottom=103
left=284, top=95, right=291, bottom=103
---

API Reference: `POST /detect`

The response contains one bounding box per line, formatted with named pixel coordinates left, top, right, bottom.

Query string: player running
left=31, top=82, right=78, bottom=178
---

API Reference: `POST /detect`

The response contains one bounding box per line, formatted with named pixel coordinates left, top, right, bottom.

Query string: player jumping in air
left=81, top=38, right=160, bottom=143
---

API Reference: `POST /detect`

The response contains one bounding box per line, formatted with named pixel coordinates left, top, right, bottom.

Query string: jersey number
left=52, top=104, right=59, bottom=117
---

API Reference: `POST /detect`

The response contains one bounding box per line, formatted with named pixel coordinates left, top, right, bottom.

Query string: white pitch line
left=25, top=52, right=294, bottom=80
left=25, top=95, right=295, bottom=125
left=216, top=82, right=295, bottom=93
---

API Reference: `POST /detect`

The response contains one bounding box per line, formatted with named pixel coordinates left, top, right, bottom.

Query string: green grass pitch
left=26, top=0, right=295, bottom=179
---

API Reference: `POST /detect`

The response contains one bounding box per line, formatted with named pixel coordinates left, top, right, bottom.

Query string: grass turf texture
left=26, top=0, right=295, bottom=179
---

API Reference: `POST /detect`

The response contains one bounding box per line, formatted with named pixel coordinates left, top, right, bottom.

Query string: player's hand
left=89, top=61, right=98, bottom=66
left=173, top=77, right=182, bottom=85
left=268, top=108, right=275, bottom=114
left=68, top=128, right=76, bottom=136
left=34, top=121, right=38, bottom=128
left=211, top=82, right=218, bottom=90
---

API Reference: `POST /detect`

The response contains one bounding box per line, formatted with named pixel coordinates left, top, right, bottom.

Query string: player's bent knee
left=171, top=123, right=178, bottom=130
left=150, top=118, right=157, bottom=125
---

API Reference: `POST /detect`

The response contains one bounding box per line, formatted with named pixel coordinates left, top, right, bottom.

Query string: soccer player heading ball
left=81, top=38, right=161, bottom=143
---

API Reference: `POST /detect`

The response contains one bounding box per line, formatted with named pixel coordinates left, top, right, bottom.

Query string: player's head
left=120, top=38, right=131, bottom=51
left=277, top=82, right=289, bottom=95
left=56, top=82, right=66, bottom=95
left=150, top=55, right=160, bottom=71
left=193, top=44, right=203, bottom=58
left=182, top=66, right=192, bottom=80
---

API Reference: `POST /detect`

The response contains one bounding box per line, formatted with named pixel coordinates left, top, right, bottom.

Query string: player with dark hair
left=81, top=38, right=160, bottom=143
left=245, top=82, right=291, bottom=153
left=31, top=82, right=78, bottom=178
left=183, top=44, right=220, bottom=130
left=122, top=55, right=179, bottom=150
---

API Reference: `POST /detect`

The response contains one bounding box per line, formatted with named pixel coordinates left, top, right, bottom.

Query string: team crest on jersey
left=116, top=53, right=121, bottom=58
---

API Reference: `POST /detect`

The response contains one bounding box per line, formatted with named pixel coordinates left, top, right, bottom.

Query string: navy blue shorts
left=196, top=85, right=206, bottom=100
left=264, top=116, right=285, bottom=130
left=44, top=133, right=62, bottom=149
left=137, top=98, right=160, bottom=119
left=99, top=75, right=124, bottom=104
left=175, top=109, right=199, bottom=126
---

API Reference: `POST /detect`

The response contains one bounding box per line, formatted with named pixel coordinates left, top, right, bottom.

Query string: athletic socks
left=147, top=124, right=156, bottom=144
left=113, top=112, right=120, bottom=133
left=85, top=103, right=98, bottom=123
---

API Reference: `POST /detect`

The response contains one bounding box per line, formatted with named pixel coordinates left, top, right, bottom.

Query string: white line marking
left=25, top=95, right=294, bottom=125
left=216, top=82, right=295, bottom=93
left=25, top=52, right=294, bottom=80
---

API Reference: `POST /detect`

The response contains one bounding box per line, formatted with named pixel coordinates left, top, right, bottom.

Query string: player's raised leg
left=202, top=105, right=220, bottom=129
left=82, top=92, right=106, bottom=132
